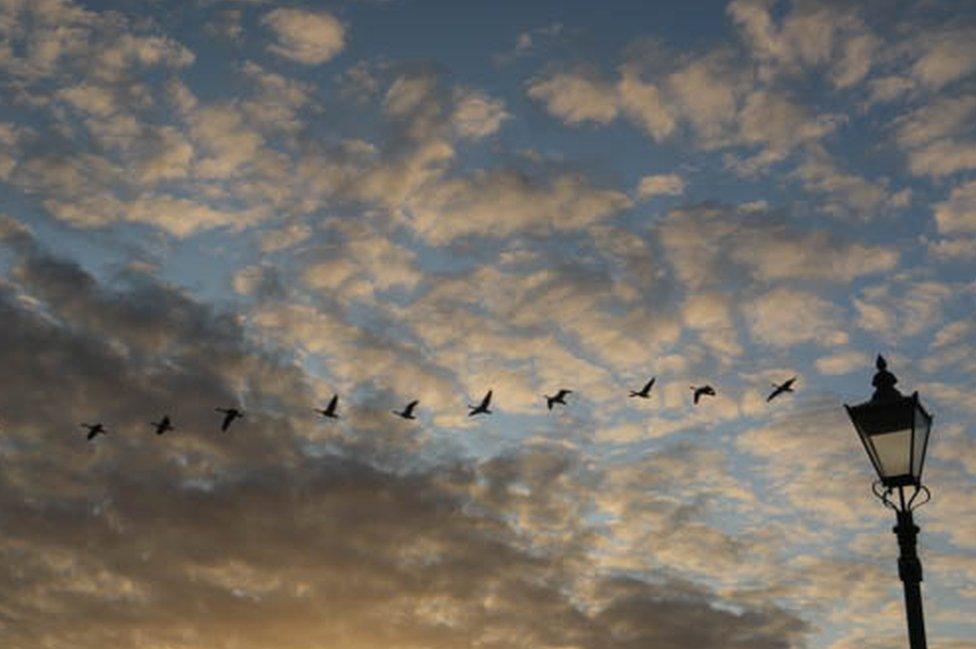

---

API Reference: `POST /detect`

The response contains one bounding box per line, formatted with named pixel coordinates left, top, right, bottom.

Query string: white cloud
left=733, top=89, right=841, bottom=172
left=854, top=280, right=953, bottom=341
left=745, top=287, right=847, bottom=348
left=815, top=350, right=870, bottom=376
left=795, top=150, right=911, bottom=217
left=526, top=71, right=618, bottom=124
left=527, top=57, right=837, bottom=173
left=727, top=0, right=877, bottom=87
left=189, top=105, right=264, bottom=179
left=682, top=291, right=742, bottom=358
left=450, top=89, right=509, bottom=140
left=635, top=173, right=684, bottom=199
left=927, top=237, right=976, bottom=261
left=262, top=8, right=345, bottom=65
left=407, top=169, right=631, bottom=244
left=895, top=95, right=976, bottom=178
left=617, top=69, right=677, bottom=141
left=910, top=27, right=976, bottom=89
left=665, top=55, right=742, bottom=144
left=934, top=180, right=976, bottom=234
left=659, top=204, right=899, bottom=289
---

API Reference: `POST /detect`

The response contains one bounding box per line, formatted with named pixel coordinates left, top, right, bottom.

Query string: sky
left=0, top=0, right=974, bottom=647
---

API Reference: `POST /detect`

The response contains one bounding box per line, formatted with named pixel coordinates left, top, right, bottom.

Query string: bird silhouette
left=314, top=394, right=340, bottom=419
left=393, top=399, right=419, bottom=419
left=468, top=390, right=493, bottom=416
left=215, top=407, right=244, bottom=432
left=80, top=423, right=105, bottom=441
left=150, top=415, right=174, bottom=435
left=629, top=377, right=656, bottom=398
left=545, top=389, right=572, bottom=410
left=691, top=385, right=716, bottom=405
left=767, top=377, right=797, bottom=402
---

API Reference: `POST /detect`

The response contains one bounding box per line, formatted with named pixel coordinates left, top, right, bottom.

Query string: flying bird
left=629, top=377, right=656, bottom=398
left=545, top=389, right=572, bottom=411
left=767, top=377, right=797, bottom=402
left=215, top=407, right=244, bottom=432
left=150, top=415, right=174, bottom=435
left=314, top=394, right=340, bottom=419
left=393, top=399, right=419, bottom=420
left=468, top=390, right=493, bottom=416
left=691, top=385, right=716, bottom=405
left=80, top=423, right=106, bottom=441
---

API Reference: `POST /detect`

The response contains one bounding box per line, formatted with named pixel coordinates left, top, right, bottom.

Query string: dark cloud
left=0, top=230, right=806, bottom=648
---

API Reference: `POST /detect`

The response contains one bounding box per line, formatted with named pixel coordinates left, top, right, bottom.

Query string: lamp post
left=845, top=355, right=933, bottom=649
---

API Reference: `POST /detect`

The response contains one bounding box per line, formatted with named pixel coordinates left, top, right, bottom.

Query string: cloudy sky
left=0, top=0, right=974, bottom=647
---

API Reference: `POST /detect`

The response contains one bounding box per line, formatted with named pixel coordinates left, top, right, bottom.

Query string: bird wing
left=643, top=378, right=655, bottom=392
left=327, top=394, right=339, bottom=413
left=557, top=389, right=572, bottom=399
left=480, top=390, right=492, bottom=408
left=405, top=400, right=418, bottom=415
left=222, top=412, right=234, bottom=430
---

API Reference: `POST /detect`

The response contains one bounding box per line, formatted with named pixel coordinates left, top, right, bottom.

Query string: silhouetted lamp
left=844, top=355, right=933, bottom=649
left=845, top=355, right=933, bottom=488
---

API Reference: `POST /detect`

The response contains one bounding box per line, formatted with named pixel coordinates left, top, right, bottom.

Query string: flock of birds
left=77, top=376, right=798, bottom=440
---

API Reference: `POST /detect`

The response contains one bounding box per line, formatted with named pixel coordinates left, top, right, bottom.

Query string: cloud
left=407, top=169, right=631, bottom=244
left=934, top=179, right=976, bottom=234
left=664, top=53, right=743, bottom=143
left=927, top=237, right=976, bottom=261
left=262, top=8, right=346, bottom=65
left=450, top=88, right=510, bottom=140
left=726, top=0, right=878, bottom=87
left=527, top=61, right=837, bottom=172
left=854, top=278, right=954, bottom=342
left=526, top=70, right=619, bottom=124
left=910, top=27, right=976, bottom=90
left=658, top=204, right=900, bottom=290
left=681, top=291, right=743, bottom=359
left=732, top=89, right=840, bottom=172
left=794, top=150, right=911, bottom=218
left=895, top=95, right=976, bottom=178
left=617, top=69, right=678, bottom=141
left=0, top=232, right=814, bottom=647
left=815, top=350, right=870, bottom=376
left=745, top=287, right=847, bottom=348
left=635, top=173, right=685, bottom=199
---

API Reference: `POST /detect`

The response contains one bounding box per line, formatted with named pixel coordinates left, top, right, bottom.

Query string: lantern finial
left=871, top=354, right=902, bottom=403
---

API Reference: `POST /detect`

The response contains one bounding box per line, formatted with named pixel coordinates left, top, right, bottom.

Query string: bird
left=314, top=394, right=340, bottom=419
left=767, top=377, right=797, bottom=402
left=468, top=390, right=493, bottom=416
left=80, top=423, right=105, bottom=441
left=393, top=399, right=419, bottom=419
left=691, top=385, right=716, bottom=405
left=545, top=389, right=572, bottom=411
left=150, top=415, right=174, bottom=435
left=215, top=407, right=244, bottom=432
left=629, top=377, right=656, bottom=398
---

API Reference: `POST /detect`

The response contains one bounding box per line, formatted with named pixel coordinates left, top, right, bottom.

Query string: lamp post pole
left=845, top=355, right=934, bottom=649
left=893, top=489, right=926, bottom=649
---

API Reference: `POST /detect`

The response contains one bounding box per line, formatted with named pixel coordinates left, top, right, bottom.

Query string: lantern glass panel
left=871, top=429, right=912, bottom=479
left=912, top=401, right=931, bottom=478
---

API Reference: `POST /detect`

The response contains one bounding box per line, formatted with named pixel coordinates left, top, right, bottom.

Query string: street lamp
left=845, top=355, right=933, bottom=649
